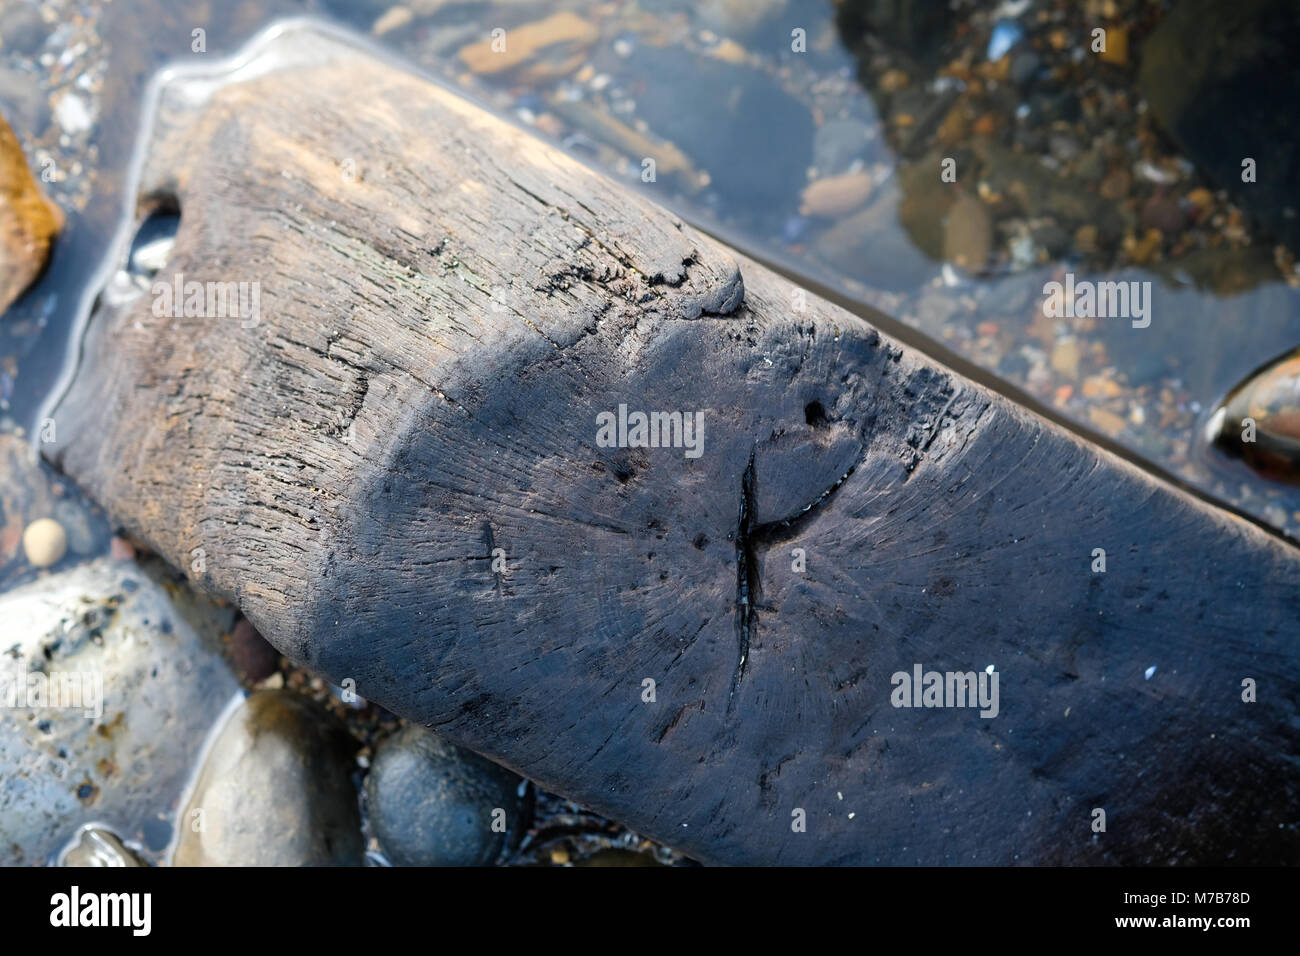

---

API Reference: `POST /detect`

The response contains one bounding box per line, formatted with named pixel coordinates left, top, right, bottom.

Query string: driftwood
left=47, top=23, right=1300, bottom=865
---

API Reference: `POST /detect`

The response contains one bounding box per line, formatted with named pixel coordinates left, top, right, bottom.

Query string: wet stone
left=173, top=690, right=363, bottom=866
left=1140, top=193, right=1186, bottom=236
left=942, top=192, right=993, bottom=274
left=0, top=558, right=240, bottom=865
left=1208, top=348, right=1300, bottom=484
left=59, top=826, right=145, bottom=867
left=365, top=724, right=526, bottom=867
left=0, top=111, right=61, bottom=314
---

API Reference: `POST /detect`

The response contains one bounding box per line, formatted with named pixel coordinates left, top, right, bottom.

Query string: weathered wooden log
left=45, top=22, right=1300, bottom=865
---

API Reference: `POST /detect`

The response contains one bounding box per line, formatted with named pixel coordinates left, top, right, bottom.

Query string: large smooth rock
left=173, top=690, right=363, bottom=866
left=0, top=557, right=240, bottom=865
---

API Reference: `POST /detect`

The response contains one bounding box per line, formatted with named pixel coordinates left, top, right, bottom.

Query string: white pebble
left=22, top=518, right=67, bottom=568
left=54, top=93, right=93, bottom=135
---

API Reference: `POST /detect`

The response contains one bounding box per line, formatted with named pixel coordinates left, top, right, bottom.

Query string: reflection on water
left=1, top=0, right=1298, bottom=536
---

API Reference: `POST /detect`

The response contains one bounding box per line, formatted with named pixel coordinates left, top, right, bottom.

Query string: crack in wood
left=730, top=450, right=758, bottom=707
left=730, top=444, right=861, bottom=708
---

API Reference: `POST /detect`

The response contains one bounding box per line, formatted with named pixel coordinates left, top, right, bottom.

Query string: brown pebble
left=372, top=6, right=412, bottom=37
left=800, top=171, right=874, bottom=217
left=1099, top=27, right=1128, bottom=66
left=936, top=106, right=968, bottom=146
left=1088, top=406, right=1128, bottom=437
left=457, top=12, right=598, bottom=78
left=1074, top=224, right=1099, bottom=253
left=1082, top=375, right=1122, bottom=399
left=1051, top=339, right=1082, bottom=380
left=0, top=112, right=63, bottom=314
left=942, top=193, right=993, bottom=273
left=1099, top=168, right=1131, bottom=200
left=879, top=69, right=909, bottom=93
left=1186, top=187, right=1215, bottom=214
left=230, top=618, right=280, bottom=682
left=710, top=39, right=748, bottom=65
left=108, top=536, right=135, bottom=561
left=1141, top=194, right=1185, bottom=234
left=1124, top=228, right=1163, bottom=265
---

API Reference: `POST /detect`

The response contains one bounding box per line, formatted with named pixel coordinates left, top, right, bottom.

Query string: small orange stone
left=1099, top=27, right=1128, bottom=66
left=879, top=69, right=910, bottom=92
left=1088, top=406, right=1128, bottom=437
left=1187, top=187, right=1214, bottom=213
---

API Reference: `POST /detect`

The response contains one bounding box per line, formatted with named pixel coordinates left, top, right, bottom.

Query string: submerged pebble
left=22, top=517, right=66, bottom=567
left=942, top=193, right=993, bottom=273
left=799, top=170, right=875, bottom=218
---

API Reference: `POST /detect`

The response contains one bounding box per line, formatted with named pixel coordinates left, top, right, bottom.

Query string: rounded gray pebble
left=366, top=725, right=525, bottom=867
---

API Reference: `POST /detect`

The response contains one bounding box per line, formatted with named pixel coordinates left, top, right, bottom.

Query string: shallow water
left=2, top=0, right=1297, bottom=544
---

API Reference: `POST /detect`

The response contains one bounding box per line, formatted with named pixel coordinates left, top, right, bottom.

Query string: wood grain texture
left=48, top=24, right=1299, bottom=865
